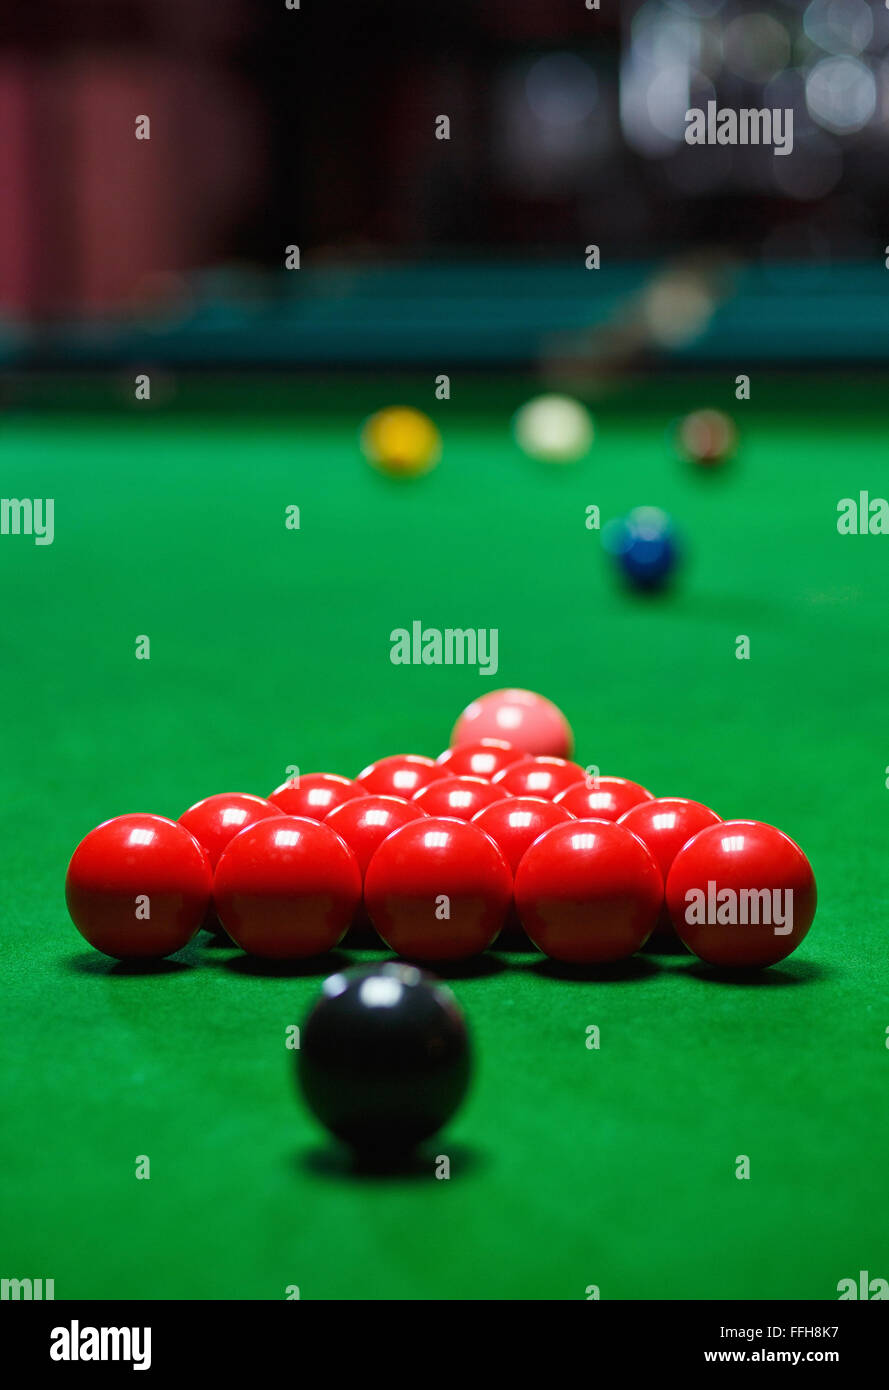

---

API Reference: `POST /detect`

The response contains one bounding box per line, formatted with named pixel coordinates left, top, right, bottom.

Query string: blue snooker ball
left=608, top=507, right=679, bottom=592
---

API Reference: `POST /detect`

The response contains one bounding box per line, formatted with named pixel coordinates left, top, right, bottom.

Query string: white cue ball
left=512, top=394, right=594, bottom=464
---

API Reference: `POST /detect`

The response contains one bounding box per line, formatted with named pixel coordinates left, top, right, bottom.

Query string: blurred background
left=2, top=0, right=888, bottom=371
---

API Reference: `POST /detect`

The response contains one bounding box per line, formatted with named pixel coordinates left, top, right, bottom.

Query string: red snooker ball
left=471, top=795, right=575, bottom=950
left=214, top=816, right=361, bottom=959
left=470, top=796, right=575, bottom=874
left=435, top=738, right=524, bottom=781
left=450, top=688, right=574, bottom=759
left=356, top=754, right=450, bottom=799
left=493, top=755, right=587, bottom=801
left=617, top=796, right=722, bottom=943
left=324, top=795, right=429, bottom=947
left=554, top=776, right=654, bottom=821
left=514, top=819, right=662, bottom=964
left=179, top=792, right=280, bottom=868
left=412, top=775, right=507, bottom=821
left=364, top=817, right=512, bottom=961
left=665, top=819, right=816, bottom=969
left=324, top=794, right=428, bottom=878
left=179, top=790, right=282, bottom=937
left=65, top=813, right=212, bottom=960
left=268, top=773, right=366, bottom=821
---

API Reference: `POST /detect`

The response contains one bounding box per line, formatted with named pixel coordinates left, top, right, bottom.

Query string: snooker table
left=2, top=371, right=887, bottom=1303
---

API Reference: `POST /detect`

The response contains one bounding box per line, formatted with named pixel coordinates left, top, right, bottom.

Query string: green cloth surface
left=1, top=375, right=886, bottom=1299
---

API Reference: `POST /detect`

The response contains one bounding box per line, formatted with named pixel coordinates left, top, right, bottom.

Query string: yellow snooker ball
left=360, top=406, right=442, bottom=479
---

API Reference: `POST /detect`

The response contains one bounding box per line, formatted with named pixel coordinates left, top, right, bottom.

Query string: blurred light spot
left=692, top=21, right=725, bottom=79
left=803, top=0, right=873, bottom=56
left=664, top=0, right=725, bottom=16
left=622, top=4, right=708, bottom=155
left=358, top=977, right=404, bottom=1008
left=641, top=272, right=716, bottom=348
left=495, top=58, right=611, bottom=193
left=633, top=4, right=701, bottom=66
left=525, top=53, right=598, bottom=124
left=648, top=67, right=696, bottom=138
left=628, top=506, right=672, bottom=537
left=621, top=56, right=684, bottom=154
left=724, top=13, right=791, bottom=81
left=805, top=54, right=876, bottom=131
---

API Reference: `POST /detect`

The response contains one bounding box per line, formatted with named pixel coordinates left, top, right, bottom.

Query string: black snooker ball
left=296, top=963, right=471, bottom=1154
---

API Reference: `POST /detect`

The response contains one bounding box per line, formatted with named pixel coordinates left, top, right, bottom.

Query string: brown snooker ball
left=676, top=408, right=738, bottom=467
